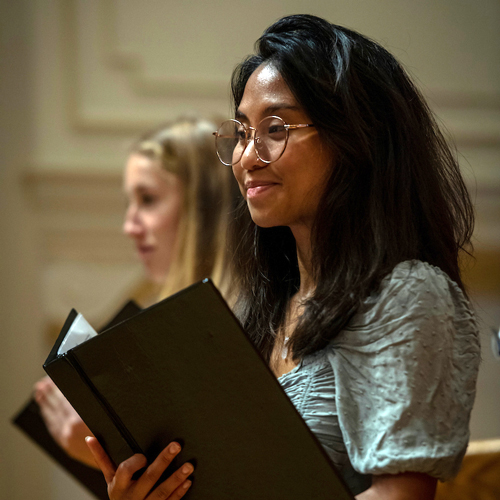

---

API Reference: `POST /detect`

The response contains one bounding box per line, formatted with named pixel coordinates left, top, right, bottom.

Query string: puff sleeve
left=328, top=261, right=480, bottom=480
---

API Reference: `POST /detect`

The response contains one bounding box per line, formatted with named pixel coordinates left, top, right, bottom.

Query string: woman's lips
left=137, top=245, right=155, bottom=260
left=245, top=181, right=278, bottom=200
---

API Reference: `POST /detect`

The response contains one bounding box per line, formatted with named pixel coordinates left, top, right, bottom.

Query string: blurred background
left=1, top=1, right=499, bottom=499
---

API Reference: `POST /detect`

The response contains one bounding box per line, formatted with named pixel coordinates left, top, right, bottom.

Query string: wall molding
left=61, top=0, right=230, bottom=134
left=58, top=0, right=500, bottom=146
left=23, top=168, right=134, bottom=263
left=99, top=0, right=229, bottom=99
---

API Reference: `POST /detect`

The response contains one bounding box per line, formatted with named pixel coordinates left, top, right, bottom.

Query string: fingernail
left=183, top=480, right=192, bottom=490
left=169, top=442, right=180, bottom=453
left=181, top=463, right=193, bottom=474
left=85, top=436, right=92, bottom=442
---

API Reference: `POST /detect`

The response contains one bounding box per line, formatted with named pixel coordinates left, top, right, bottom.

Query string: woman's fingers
left=150, top=463, right=193, bottom=500
left=112, top=453, right=149, bottom=496
left=35, top=378, right=96, bottom=467
left=87, top=439, right=194, bottom=500
left=34, top=377, right=57, bottom=409
left=132, top=442, right=188, bottom=499
left=153, top=472, right=192, bottom=500
left=85, top=436, right=119, bottom=484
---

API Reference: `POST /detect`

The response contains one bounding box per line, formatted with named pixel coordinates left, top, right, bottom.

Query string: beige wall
left=1, top=1, right=499, bottom=499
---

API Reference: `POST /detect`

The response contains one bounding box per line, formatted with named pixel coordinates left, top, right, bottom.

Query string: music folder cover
left=42, top=280, right=353, bottom=500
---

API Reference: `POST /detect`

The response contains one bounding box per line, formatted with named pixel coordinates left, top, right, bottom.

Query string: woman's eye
left=268, top=125, right=285, bottom=135
left=140, top=193, right=156, bottom=206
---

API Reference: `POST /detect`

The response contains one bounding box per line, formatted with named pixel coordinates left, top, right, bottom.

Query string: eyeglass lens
left=215, top=116, right=287, bottom=165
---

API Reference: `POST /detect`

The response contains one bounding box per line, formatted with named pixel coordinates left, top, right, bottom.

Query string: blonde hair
left=130, top=116, right=236, bottom=300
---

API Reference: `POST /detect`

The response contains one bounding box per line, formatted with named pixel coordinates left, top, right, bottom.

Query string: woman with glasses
left=87, top=15, right=480, bottom=500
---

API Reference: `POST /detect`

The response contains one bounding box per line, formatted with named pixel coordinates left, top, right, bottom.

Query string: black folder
left=43, top=280, right=353, bottom=500
left=12, top=300, right=142, bottom=500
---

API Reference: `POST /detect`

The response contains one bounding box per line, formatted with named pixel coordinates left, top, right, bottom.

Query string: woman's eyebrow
left=235, top=110, right=247, bottom=120
left=235, top=104, right=302, bottom=120
left=134, top=183, right=156, bottom=193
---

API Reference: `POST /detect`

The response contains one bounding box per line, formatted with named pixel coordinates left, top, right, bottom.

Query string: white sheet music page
left=57, top=313, right=98, bottom=355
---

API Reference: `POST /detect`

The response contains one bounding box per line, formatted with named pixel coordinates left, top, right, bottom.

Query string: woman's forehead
left=125, top=154, right=178, bottom=187
left=251, top=63, right=283, bottom=88
left=238, top=64, right=301, bottom=117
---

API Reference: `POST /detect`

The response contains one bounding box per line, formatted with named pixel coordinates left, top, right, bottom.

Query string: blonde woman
left=124, top=115, right=236, bottom=300
left=35, top=115, right=238, bottom=467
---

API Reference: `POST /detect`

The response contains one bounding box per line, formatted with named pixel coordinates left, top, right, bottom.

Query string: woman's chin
left=248, top=209, right=282, bottom=229
left=144, top=266, right=168, bottom=285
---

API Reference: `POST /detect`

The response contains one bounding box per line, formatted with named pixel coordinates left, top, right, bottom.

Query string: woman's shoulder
left=328, top=260, right=481, bottom=480
left=380, top=259, right=457, bottom=297
left=365, top=259, right=471, bottom=316
left=335, top=259, right=479, bottom=347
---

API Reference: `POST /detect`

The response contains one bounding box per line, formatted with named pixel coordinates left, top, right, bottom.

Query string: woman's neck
left=292, top=225, right=316, bottom=299
left=269, top=225, right=314, bottom=378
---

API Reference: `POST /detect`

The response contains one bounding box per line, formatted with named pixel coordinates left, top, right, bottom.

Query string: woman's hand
left=86, top=437, right=194, bottom=500
left=34, top=376, right=97, bottom=467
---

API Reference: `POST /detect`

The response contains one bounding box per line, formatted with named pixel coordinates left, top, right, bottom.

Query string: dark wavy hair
left=228, top=14, right=474, bottom=362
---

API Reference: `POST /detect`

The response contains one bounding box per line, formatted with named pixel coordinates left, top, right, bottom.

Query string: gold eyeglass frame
left=213, top=115, right=315, bottom=166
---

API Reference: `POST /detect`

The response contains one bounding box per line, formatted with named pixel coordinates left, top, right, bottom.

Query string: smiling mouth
left=246, top=184, right=278, bottom=199
left=245, top=179, right=279, bottom=197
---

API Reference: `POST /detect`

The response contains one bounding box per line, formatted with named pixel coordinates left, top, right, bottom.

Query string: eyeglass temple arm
left=285, top=124, right=315, bottom=130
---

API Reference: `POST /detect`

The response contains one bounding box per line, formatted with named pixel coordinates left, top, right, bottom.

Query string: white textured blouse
left=278, top=260, right=480, bottom=495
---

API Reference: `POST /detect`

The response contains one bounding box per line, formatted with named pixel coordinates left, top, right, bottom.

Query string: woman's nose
left=240, top=133, right=265, bottom=171
left=123, top=205, right=143, bottom=238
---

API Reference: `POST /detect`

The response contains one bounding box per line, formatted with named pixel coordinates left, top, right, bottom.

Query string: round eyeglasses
left=213, top=116, right=315, bottom=166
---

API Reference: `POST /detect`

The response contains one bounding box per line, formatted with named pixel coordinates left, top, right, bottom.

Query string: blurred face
left=123, top=153, right=184, bottom=284
left=232, top=63, right=333, bottom=233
